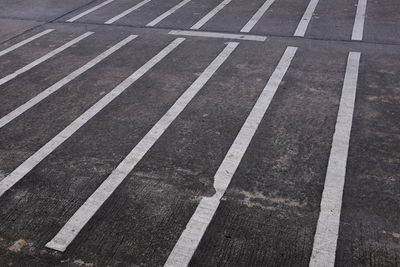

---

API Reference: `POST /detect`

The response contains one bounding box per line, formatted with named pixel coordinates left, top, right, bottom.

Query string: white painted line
left=104, top=0, right=152, bottom=24
left=0, top=38, right=185, bottom=199
left=46, top=42, right=239, bottom=253
left=309, top=52, right=360, bottom=267
left=240, top=0, right=275, bottom=33
left=190, top=0, right=233, bottom=30
left=67, top=0, right=114, bottom=22
left=146, top=0, right=192, bottom=27
left=165, top=46, right=298, bottom=267
left=294, top=0, right=320, bottom=37
left=351, top=0, right=367, bottom=41
left=169, top=30, right=267, bottom=42
left=0, top=35, right=137, bottom=129
left=0, top=29, right=54, bottom=57
left=0, top=32, right=93, bottom=87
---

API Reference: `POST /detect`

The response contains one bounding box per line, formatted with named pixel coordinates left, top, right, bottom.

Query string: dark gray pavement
left=0, top=0, right=399, bottom=266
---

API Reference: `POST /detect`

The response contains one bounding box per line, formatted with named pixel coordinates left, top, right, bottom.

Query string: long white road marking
left=190, top=0, right=233, bottom=30
left=294, top=0, right=320, bottom=37
left=169, top=30, right=267, bottom=42
left=0, top=29, right=54, bottom=57
left=0, top=38, right=184, bottom=199
left=351, top=0, right=367, bottom=40
left=67, top=0, right=114, bottom=22
left=0, top=32, right=93, bottom=87
left=165, top=46, right=298, bottom=267
left=0, top=35, right=137, bottom=129
left=309, top=52, right=360, bottom=267
left=46, top=42, right=239, bottom=253
left=240, top=0, right=275, bottom=33
left=104, top=0, right=152, bottom=24
left=146, top=0, right=192, bottom=27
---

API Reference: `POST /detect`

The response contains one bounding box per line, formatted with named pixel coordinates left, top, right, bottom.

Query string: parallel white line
left=0, top=32, right=93, bottom=87
left=104, top=0, right=152, bottom=24
left=190, top=0, right=233, bottom=30
left=46, top=42, right=239, bottom=253
left=240, top=0, right=275, bottom=33
left=165, top=46, right=298, bottom=267
left=0, top=29, right=54, bottom=57
left=0, top=38, right=185, bottom=199
left=294, top=0, right=320, bottom=37
left=0, top=35, right=137, bottom=129
left=169, top=30, right=267, bottom=42
left=351, top=0, right=367, bottom=41
left=309, top=52, right=360, bottom=267
left=67, top=0, right=114, bottom=22
left=146, top=0, right=192, bottom=27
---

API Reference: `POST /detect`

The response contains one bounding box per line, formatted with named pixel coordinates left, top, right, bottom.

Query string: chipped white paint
left=0, top=38, right=185, bottom=198
left=310, top=52, right=361, bottom=267
left=46, top=42, right=239, bottom=252
left=241, top=0, right=275, bottom=33
left=146, top=0, right=192, bottom=27
left=67, top=0, right=114, bottom=22
left=190, top=0, right=232, bottom=30
left=351, top=0, right=367, bottom=40
left=0, top=35, right=137, bottom=129
left=294, top=0, right=320, bottom=37
left=0, top=32, right=93, bottom=87
left=0, top=29, right=54, bottom=57
left=104, top=0, right=152, bottom=24
left=165, top=46, right=298, bottom=267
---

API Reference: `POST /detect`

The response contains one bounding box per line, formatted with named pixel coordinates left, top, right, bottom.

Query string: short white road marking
left=190, top=0, right=233, bottom=30
left=294, top=0, right=320, bottom=37
left=309, top=52, right=360, bottom=267
left=0, top=35, right=137, bottom=129
left=46, top=42, right=239, bottom=253
left=351, top=0, right=367, bottom=40
left=169, top=30, right=267, bottom=42
left=146, top=0, right=192, bottom=27
left=0, top=38, right=185, bottom=198
left=0, top=32, right=93, bottom=87
left=104, top=0, right=152, bottom=24
left=165, top=46, right=298, bottom=267
left=67, top=0, right=114, bottom=22
left=0, top=29, right=54, bottom=57
left=240, top=0, right=275, bottom=33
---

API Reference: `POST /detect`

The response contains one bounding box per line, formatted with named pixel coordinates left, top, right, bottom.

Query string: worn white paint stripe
left=294, top=0, right=320, bottom=37
left=0, top=38, right=184, bottom=199
left=309, top=52, right=360, bottom=267
left=190, top=0, right=233, bottom=30
left=240, top=0, right=275, bottom=33
left=169, top=30, right=267, bottom=42
left=351, top=0, right=367, bottom=40
left=0, top=29, right=54, bottom=57
left=165, top=46, right=298, bottom=267
left=146, top=0, right=192, bottom=27
left=0, top=32, right=93, bottom=87
left=46, top=42, right=239, bottom=253
left=104, top=0, right=152, bottom=24
left=67, top=0, right=114, bottom=22
left=0, top=35, right=137, bottom=129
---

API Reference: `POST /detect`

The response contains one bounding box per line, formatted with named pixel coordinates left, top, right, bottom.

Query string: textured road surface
left=0, top=0, right=399, bottom=266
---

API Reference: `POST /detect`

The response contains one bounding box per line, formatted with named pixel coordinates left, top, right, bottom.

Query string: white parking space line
left=165, top=46, right=297, bottom=267
left=169, top=30, right=267, bottom=41
left=294, top=0, right=320, bottom=37
left=0, top=29, right=54, bottom=57
left=240, top=0, right=275, bottom=33
left=190, top=0, right=233, bottom=30
left=46, top=42, right=239, bottom=253
left=352, top=0, right=367, bottom=40
left=309, top=52, right=360, bottom=267
left=146, top=0, right=192, bottom=27
left=0, top=38, right=185, bottom=199
left=104, top=0, right=152, bottom=24
left=67, top=0, right=114, bottom=22
left=0, top=32, right=93, bottom=87
left=0, top=35, right=137, bottom=129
